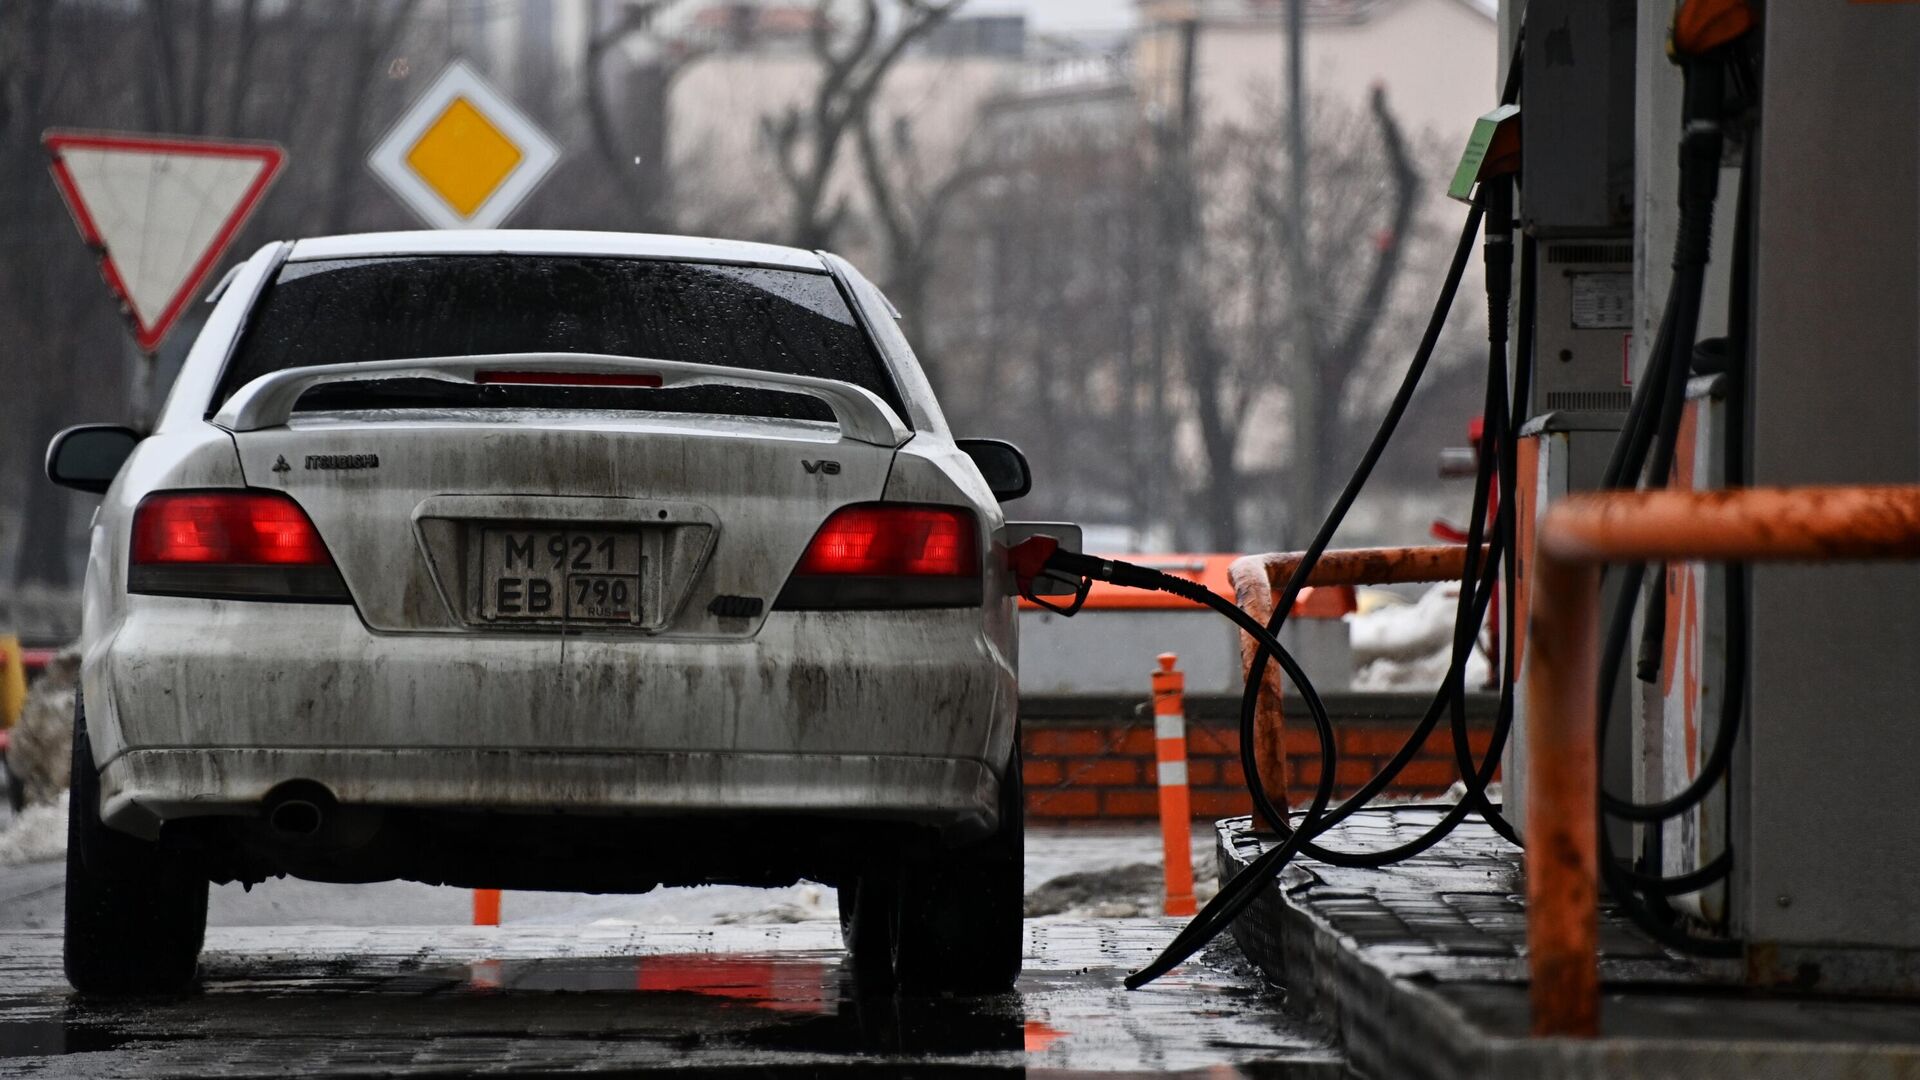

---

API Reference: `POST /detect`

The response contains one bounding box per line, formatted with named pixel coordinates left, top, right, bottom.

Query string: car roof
left=285, top=230, right=829, bottom=272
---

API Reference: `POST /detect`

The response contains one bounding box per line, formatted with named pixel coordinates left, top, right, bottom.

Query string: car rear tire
left=890, top=744, right=1023, bottom=994
left=838, top=873, right=897, bottom=989
left=64, top=695, right=207, bottom=997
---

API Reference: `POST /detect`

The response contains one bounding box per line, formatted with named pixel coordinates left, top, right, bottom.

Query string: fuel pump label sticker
left=1570, top=272, right=1632, bottom=329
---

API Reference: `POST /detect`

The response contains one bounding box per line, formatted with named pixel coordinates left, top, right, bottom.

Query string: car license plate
left=480, top=528, right=643, bottom=624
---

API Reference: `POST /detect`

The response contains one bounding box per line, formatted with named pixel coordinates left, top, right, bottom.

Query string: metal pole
left=1524, top=553, right=1601, bottom=1037
left=1228, top=544, right=1486, bottom=821
left=1284, top=0, right=1321, bottom=547
left=1522, top=484, right=1920, bottom=1036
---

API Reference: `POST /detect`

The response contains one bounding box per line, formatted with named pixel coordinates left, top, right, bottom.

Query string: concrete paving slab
left=1220, top=809, right=1920, bottom=1080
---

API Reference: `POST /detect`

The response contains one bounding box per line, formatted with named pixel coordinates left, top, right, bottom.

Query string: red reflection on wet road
left=633, top=955, right=832, bottom=1014
left=1023, top=1018, right=1068, bottom=1052
left=461, top=953, right=832, bottom=1013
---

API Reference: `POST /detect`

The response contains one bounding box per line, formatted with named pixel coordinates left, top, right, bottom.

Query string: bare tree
left=923, top=90, right=1162, bottom=531
left=852, top=110, right=985, bottom=337
left=1274, top=86, right=1421, bottom=544
left=760, top=0, right=960, bottom=250
left=582, top=0, right=706, bottom=232
left=1, top=0, right=435, bottom=601
left=926, top=76, right=1448, bottom=552
left=0, top=0, right=1466, bottom=624
left=319, top=0, right=426, bottom=233
left=1173, top=87, right=1423, bottom=550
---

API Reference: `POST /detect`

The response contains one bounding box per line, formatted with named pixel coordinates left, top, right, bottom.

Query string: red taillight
left=777, top=504, right=982, bottom=610
left=475, top=371, right=664, bottom=388
left=133, top=492, right=333, bottom=566
left=129, top=491, right=348, bottom=602
left=796, top=506, right=977, bottom=578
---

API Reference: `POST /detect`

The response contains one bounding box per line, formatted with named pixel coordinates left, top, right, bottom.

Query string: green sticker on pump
left=1449, top=104, right=1520, bottom=203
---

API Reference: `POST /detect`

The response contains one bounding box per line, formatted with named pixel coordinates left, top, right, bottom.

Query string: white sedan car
left=47, top=231, right=1042, bottom=996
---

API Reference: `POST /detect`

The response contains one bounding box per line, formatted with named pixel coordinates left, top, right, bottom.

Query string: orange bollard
left=0, top=634, right=26, bottom=733
left=1152, top=653, right=1196, bottom=917
left=473, top=888, right=501, bottom=926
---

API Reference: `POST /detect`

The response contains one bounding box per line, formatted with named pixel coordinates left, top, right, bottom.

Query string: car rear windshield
left=212, top=255, right=905, bottom=425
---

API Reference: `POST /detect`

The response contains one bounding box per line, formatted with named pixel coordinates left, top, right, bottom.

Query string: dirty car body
left=72, top=231, right=1021, bottom=901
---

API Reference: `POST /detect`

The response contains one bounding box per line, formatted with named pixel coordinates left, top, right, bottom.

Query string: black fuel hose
left=1028, top=547, right=1344, bottom=977
left=1229, top=37, right=1531, bottom=855
left=1598, top=119, right=1753, bottom=826
left=1238, top=196, right=1491, bottom=839
left=1583, top=50, right=1752, bottom=958
left=1121, top=182, right=1514, bottom=989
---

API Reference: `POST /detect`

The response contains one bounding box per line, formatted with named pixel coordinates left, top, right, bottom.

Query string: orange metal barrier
left=1525, top=485, right=1920, bottom=1038
left=1227, top=545, right=1484, bottom=810
left=473, top=888, right=502, bottom=926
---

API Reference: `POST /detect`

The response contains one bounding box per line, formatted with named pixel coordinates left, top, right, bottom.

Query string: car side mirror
left=46, top=424, right=142, bottom=494
left=957, top=438, right=1031, bottom=502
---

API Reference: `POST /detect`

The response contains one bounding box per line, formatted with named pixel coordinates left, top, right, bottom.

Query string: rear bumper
left=99, top=747, right=997, bottom=839
left=84, top=597, right=1017, bottom=837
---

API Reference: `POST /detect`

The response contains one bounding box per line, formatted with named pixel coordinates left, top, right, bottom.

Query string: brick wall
left=1019, top=693, right=1498, bottom=820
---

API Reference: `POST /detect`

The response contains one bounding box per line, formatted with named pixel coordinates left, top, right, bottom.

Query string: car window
left=211, top=255, right=908, bottom=425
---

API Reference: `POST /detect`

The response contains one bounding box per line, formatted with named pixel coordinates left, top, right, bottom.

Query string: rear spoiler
left=210, top=353, right=914, bottom=448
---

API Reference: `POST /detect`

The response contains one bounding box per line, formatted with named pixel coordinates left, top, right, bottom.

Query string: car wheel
left=890, top=743, right=1024, bottom=994
left=838, top=872, right=897, bottom=989
left=64, top=694, right=207, bottom=996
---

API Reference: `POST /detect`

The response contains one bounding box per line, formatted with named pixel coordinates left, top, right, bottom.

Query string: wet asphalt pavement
left=0, top=826, right=1346, bottom=1078
left=0, top=923, right=1342, bottom=1077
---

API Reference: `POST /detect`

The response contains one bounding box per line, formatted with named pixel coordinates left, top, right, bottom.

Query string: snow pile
left=0, top=800, right=67, bottom=866
left=6, top=647, right=79, bottom=808
left=1023, top=861, right=1220, bottom=919
left=0, top=646, right=79, bottom=865
left=712, top=882, right=837, bottom=924
left=1349, top=584, right=1491, bottom=690
left=1444, top=778, right=1503, bottom=804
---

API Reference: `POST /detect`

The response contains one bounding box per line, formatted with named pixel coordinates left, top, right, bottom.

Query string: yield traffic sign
left=43, top=131, right=285, bottom=353
left=367, top=60, right=560, bottom=229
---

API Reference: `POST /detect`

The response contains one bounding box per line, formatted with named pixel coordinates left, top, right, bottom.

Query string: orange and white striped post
left=1152, top=653, right=1196, bottom=917
left=473, top=888, right=501, bottom=926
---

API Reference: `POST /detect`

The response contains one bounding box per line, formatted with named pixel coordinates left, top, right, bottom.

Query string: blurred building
left=923, top=14, right=1028, bottom=58
left=685, top=3, right=828, bottom=52
left=1134, top=0, right=1496, bottom=151
left=664, top=5, right=1032, bottom=249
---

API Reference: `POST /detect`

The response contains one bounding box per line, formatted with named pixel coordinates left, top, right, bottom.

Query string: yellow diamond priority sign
left=368, top=61, right=558, bottom=229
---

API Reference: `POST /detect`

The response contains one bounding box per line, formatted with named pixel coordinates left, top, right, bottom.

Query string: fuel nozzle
left=1007, top=536, right=1219, bottom=616
left=1007, top=534, right=1094, bottom=614
left=1670, top=0, right=1753, bottom=60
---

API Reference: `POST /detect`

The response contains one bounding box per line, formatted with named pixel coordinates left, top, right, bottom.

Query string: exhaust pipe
left=263, top=781, right=337, bottom=840
left=268, top=798, right=325, bottom=838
